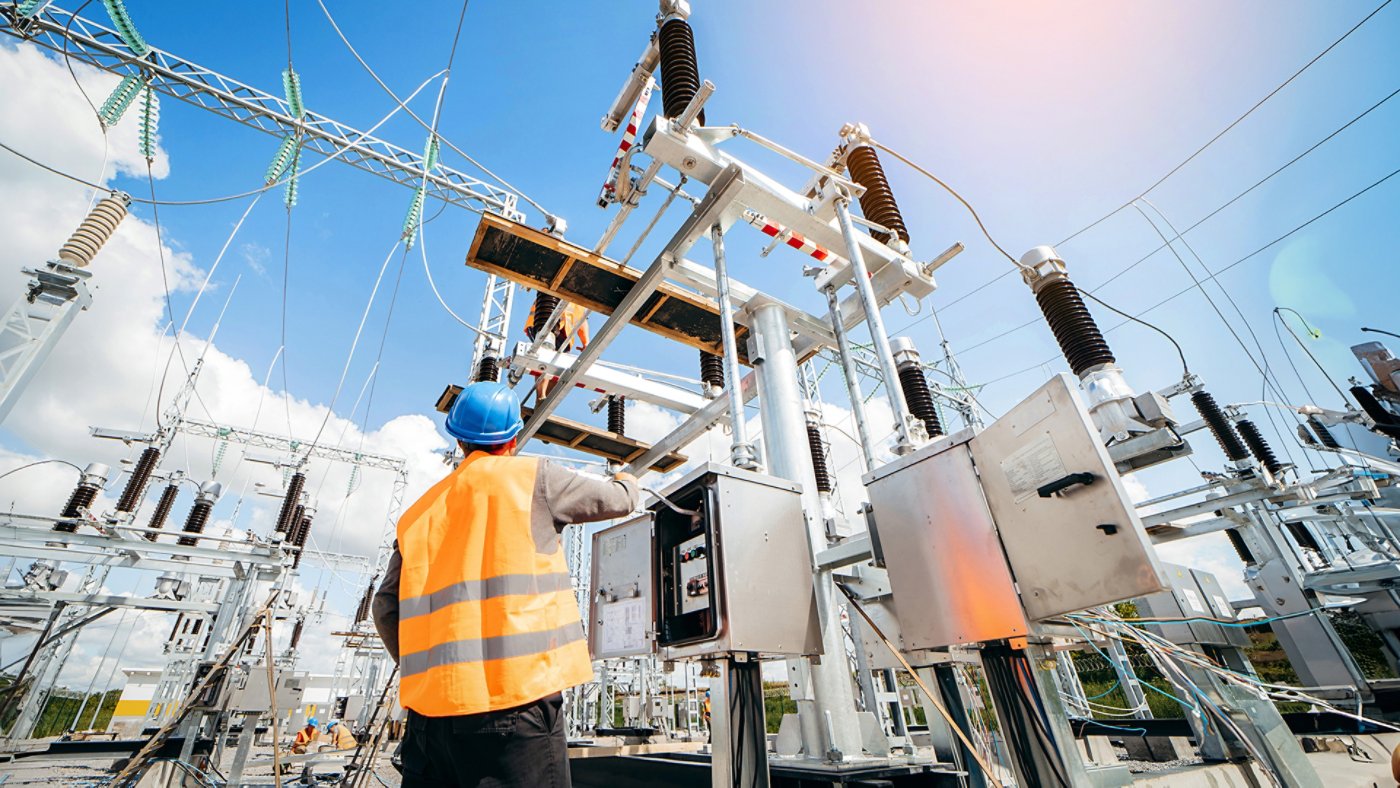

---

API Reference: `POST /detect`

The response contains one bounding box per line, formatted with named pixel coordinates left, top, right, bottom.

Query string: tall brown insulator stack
left=657, top=17, right=705, bottom=125
left=274, top=472, right=306, bottom=534
left=145, top=483, right=180, bottom=541
left=115, top=447, right=160, bottom=514
left=845, top=145, right=909, bottom=245
left=55, top=463, right=109, bottom=533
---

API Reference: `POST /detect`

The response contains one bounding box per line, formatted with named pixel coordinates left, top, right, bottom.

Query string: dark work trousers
left=401, top=693, right=570, bottom=787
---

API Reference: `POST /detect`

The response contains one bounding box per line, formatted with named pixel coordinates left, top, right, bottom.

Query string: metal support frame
left=832, top=199, right=920, bottom=455
left=748, top=300, right=862, bottom=759
left=470, top=273, right=516, bottom=377
left=0, top=5, right=523, bottom=218
left=823, top=286, right=877, bottom=471
left=0, top=263, right=92, bottom=424
left=710, top=224, right=757, bottom=469
left=520, top=164, right=748, bottom=446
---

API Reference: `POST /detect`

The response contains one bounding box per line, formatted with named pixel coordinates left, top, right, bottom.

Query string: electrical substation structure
left=2, top=0, right=1400, bottom=786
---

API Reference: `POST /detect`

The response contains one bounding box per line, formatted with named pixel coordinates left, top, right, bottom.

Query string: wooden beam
left=466, top=213, right=752, bottom=365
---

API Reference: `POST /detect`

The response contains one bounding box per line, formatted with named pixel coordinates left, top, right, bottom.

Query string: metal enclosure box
left=658, top=463, right=821, bottom=660
left=588, top=514, right=655, bottom=659
left=969, top=374, right=1168, bottom=620
left=864, top=432, right=1028, bottom=649
left=587, top=464, right=820, bottom=660
left=1136, top=564, right=1250, bottom=649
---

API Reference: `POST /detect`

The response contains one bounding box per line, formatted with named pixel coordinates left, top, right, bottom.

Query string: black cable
left=893, top=80, right=1400, bottom=338
left=0, top=459, right=83, bottom=485
left=60, top=0, right=100, bottom=122
left=280, top=209, right=295, bottom=439
left=957, top=166, right=1400, bottom=363
left=1275, top=307, right=1351, bottom=404
left=1079, top=289, right=1188, bottom=378
left=1136, top=197, right=1315, bottom=467
left=1362, top=327, right=1400, bottom=340
left=145, top=161, right=219, bottom=435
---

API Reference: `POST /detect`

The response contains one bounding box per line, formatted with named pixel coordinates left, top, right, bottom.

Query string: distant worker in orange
left=291, top=717, right=319, bottom=755
left=325, top=719, right=358, bottom=750
left=373, top=381, right=638, bottom=787
left=524, top=293, right=589, bottom=400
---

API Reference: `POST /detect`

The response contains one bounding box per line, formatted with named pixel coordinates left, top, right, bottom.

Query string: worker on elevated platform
left=525, top=292, right=589, bottom=401
left=373, top=381, right=639, bottom=787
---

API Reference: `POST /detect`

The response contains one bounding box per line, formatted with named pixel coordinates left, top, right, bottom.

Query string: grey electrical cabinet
left=1135, top=563, right=1250, bottom=649
left=864, top=432, right=1029, bottom=650
left=969, top=374, right=1168, bottom=620
left=587, top=463, right=821, bottom=662
left=866, top=374, right=1167, bottom=647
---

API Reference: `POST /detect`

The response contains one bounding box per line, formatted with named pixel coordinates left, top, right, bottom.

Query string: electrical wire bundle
left=1066, top=606, right=1400, bottom=785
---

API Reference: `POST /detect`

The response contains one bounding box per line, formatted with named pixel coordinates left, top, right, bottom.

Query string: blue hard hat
left=446, top=382, right=524, bottom=445
left=307, top=717, right=319, bottom=727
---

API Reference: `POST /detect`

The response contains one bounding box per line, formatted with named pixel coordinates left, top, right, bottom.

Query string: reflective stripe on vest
left=396, top=453, right=593, bottom=717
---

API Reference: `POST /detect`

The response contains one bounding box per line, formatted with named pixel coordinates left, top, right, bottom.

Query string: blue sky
left=0, top=0, right=1397, bottom=680
left=96, top=0, right=1398, bottom=462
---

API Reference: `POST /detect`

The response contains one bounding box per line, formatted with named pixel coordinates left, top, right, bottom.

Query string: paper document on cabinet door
left=600, top=597, right=647, bottom=653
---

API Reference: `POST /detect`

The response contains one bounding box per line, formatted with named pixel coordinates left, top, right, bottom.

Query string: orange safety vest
left=397, top=452, right=592, bottom=717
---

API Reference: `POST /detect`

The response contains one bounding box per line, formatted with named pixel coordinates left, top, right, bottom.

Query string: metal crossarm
left=179, top=419, right=407, bottom=473
left=0, top=3, right=523, bottom=219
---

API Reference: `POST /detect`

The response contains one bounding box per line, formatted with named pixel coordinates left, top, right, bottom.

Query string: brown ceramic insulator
left=1191, top=391, right=1249, bottom=462
left=1033, top=276, right=1115, bottom=377
left=658, top=18, right=706, bottom=126
left=115, top=447, right=160, bottom=513
left=845, top=145, right=909, bottom=244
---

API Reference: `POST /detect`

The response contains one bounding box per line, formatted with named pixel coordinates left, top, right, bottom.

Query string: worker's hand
left=613, top=471, right=637, bottom=486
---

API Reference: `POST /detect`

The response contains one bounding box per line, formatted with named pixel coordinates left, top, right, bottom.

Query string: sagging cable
left=838, top=583, right=999, bottom=779
left=101, top=0, right=150, bottom=57
left=97, top=73, right=144, bottom=128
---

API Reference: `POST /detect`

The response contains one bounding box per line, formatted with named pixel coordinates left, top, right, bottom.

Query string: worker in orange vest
left=372, top=381, right=638, bottom=787
left=291, top=717, right=319, bottom=754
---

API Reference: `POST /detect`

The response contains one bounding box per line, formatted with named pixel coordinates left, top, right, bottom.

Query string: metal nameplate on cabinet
left=969, top=374, right=1167, bottom=620
left=864, top=436, right=1027, bottom=649
left=589, top=514, right=655, bottom=659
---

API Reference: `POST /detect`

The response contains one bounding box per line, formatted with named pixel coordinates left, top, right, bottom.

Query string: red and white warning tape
left=598, top=77, right=655, bottom=207
left=742, top=209, right=837, bottom=263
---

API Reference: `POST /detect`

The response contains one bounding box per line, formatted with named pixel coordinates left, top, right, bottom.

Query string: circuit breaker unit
left=588, top=463, right=821, bottom=661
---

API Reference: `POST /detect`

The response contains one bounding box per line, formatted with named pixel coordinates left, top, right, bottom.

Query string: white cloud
left=0, top=43, right=456, bottom=691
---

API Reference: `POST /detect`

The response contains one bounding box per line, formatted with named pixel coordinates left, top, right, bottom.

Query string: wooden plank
left=520, top=406, right=687, bottom=473
left=467, top=213, right=751, bottom=365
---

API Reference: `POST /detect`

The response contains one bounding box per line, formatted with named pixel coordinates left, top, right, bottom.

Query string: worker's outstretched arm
left=371, top=546, right=402, bottom=662
left=539, top=461, right=639, bottom=527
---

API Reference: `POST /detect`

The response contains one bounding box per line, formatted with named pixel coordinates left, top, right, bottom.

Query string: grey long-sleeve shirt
left=371, top=458, right=639, bottom=662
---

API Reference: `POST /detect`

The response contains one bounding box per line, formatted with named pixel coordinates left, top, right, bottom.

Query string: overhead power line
left=1056, top=0, right=1394, bottom=248
left=974, top=165, right=1400, bottom=385
left=894, top=80, right=1400, bottom=338
left=893, top=5, right=1396, bottom=337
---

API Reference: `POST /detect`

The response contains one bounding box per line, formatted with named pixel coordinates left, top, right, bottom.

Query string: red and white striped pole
left=742, top=209, right=839, bottom=264
left=598, top=77, right=655, bottom=207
